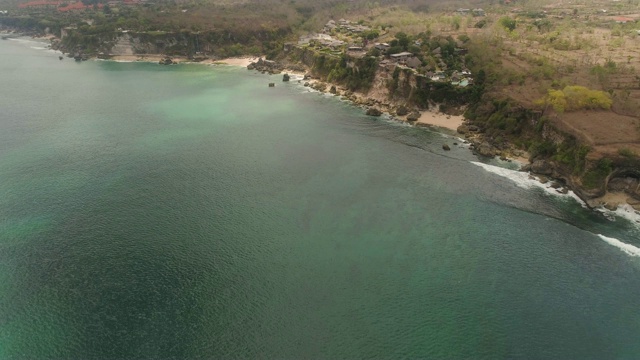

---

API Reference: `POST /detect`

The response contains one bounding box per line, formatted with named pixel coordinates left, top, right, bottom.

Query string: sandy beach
left=215, top=57, right=259, bottom=67
left=108, top=55, right=259, bottom=67
left=414, top=110, right=464, bottom=131
left=109, top=54, right=184, bottom=63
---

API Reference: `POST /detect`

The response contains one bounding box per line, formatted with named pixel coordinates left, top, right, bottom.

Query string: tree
left=395, top=32, right=410, bottom=50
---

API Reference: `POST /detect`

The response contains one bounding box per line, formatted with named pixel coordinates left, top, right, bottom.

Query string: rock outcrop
left=159, top=57, right=174, bottom=65
left=396, top=105, right=409, bottom=116
left=406, top=111, right=420, bottom=122
left=311, top=82, right=326, bottom=92
left=248, top=58, right=283, bottom=74
left=475, top=141, right=497, bottom=158
left=366, top=108, right=382, bottom=116
left=531, top=160, right=554, bottom=176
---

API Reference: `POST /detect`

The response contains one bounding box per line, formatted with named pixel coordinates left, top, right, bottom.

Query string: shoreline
left=37, top=38, right=524, bottom=162
left=19, top=36, right=487, bottom=152
left=8, top=37, right=639, bottom=214
left=107, top=54, right=260, bottom=68
left=298, top=78, right=464, bottom=132
left=415, top=110, right=463, bottom=131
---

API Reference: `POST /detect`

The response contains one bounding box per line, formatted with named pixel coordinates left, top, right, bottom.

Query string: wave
left=471, top=161, right=586, bottom=205
left=472, top=162, right=640, bottom=257
left=8, top=38, right=44, bottom=45
left=6, top=38, right=62, bottom=54
left=597, top=234, right=640, bottom=257
left=596, top=204, right=640, bottom=227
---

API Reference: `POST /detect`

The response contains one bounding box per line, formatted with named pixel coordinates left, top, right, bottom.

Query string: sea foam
left=597, top=234, right=640, bottom=257
left=473, top=161, right=640, bottom=225
left=472, top=162, right=640, bottom=257
left=471, top=161, right=585, bottom=205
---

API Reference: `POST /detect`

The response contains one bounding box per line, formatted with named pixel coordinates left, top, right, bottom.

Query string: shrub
left=582, top=158, right=613, bottom=189
left=536, top=85, right=612, bottom=113
left=618, top=148, right=636, bottom=157
left=499, top=17, right=517, bottom=32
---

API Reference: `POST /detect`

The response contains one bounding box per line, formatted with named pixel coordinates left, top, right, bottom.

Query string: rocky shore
left=251, top=59, right=519, bottom=153
left=247, top=59, right=639, bottom=215
left=5, top=33, right=634, bottom=215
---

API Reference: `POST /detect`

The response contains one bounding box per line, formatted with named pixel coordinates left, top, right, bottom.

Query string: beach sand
left=110, top=54, right=183, bottom=63
left=415, top=110, right=464, bottom=131
left=215, top=57, right=258, bottom=67
left=108, top=55, right=258, bottom=67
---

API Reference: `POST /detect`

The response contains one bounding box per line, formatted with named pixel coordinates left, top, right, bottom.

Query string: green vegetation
left=583, top=158, right=613, bottom=189
left=499, top=17, right=516, bottom=32
left=535, top=86, right=612, bottom=113
left=618, top=148, right=636, bottom=158
left=313, top=52, right=378, bottom=91
left=554, top=141, right=590, bottom=174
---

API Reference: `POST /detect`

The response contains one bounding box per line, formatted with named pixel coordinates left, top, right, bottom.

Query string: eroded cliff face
left=283, top=46, right=640, bottom=210
left=464, top=96, right=640, bottom=209
left=108, top=34, right=168, bottom=55
left=287, top=47, right=472, bottom=112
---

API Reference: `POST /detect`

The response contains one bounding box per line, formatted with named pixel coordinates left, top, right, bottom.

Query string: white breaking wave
left=472, top=162, right=640, bottom=257
left=8, top=38, right=43, bottom=45
left=474, top=161, right=640, bottom=226
left=597, top=234, right=640, bottom=257
left=596, top=204, right=640, bottom=228
left=471, top=161, right=586, bottom=206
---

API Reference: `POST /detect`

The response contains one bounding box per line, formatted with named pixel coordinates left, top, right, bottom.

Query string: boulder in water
left=282, top=73, right=290, bottom=82
left=442, top=144, right=451, bottom=151
left=366, top=108, right=382, bottom=117
left=268, top=83, right=275, bottom=87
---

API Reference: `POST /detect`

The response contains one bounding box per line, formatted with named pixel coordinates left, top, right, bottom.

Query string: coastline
left=297, top=77, right=464, bottom=132
left=108, top=54, right=259, bottom=68
left=415, top=110, right=464, bottom=131
left=14, top=36, right=534, bottom=183
left=35, top=36, right=517, bottom=158
left=5, top=35, right=639, bottom=214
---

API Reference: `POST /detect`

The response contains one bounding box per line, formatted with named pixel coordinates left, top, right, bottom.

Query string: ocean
left=1, top=38, right=639, bottom=359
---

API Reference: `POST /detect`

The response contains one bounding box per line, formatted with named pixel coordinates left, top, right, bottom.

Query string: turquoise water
left=1, top=38, right=640, bottom=359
